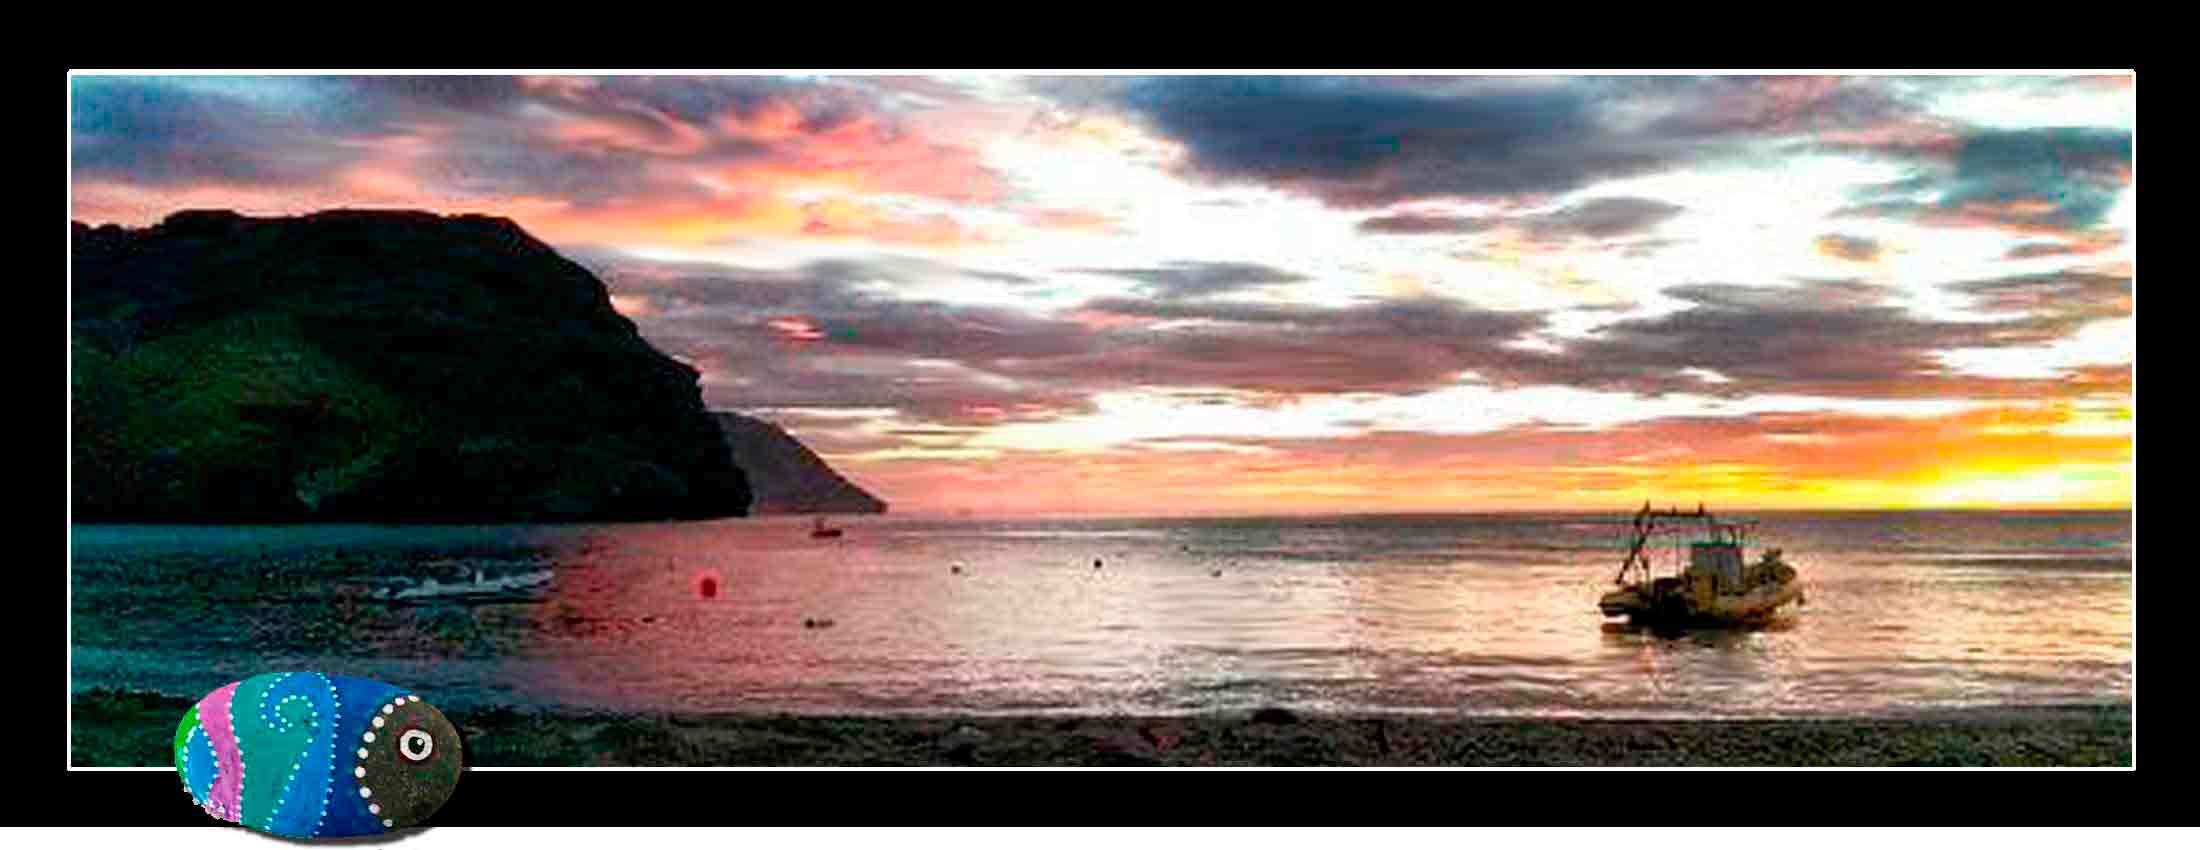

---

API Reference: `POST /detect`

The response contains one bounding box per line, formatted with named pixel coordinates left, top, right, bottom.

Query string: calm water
left=70, top=511, right=2133, bottom=719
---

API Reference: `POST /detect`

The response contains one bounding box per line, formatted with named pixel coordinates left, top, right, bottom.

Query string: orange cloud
left=1064, top=308, right=1159, bottom=331
left=767, top=316, right=826, bottom=342
left=1910, top=200, right=2123, bottom=239
left=1814, top=233, right=1881, bottom=262
left=607, top=294, right=655, bottom=318
left=708, top=109, right=1005, bottom=206
left=74, top=81, right=1012, bottom=256
left=1023, top=207, right=1120, bottom=232
left=798, top=197, right=983, bottom=246
left=547, top=113, right=713, bottom=157
left=715, top=98, right=814, bottom=143
left=1816, top=121, right=1964, bottom=157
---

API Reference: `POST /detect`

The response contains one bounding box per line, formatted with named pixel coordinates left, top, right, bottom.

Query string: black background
left=41, top=62, right=2174, bottom=827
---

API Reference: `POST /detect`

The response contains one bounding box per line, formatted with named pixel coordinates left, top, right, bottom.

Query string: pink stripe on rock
left=198, top=683, right=244, bottom=823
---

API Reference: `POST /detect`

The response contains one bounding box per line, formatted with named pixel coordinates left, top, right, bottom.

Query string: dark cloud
left=595, top=76, right=872, bottom=133
left=590, top=249, right=2129, bottom=440
left=2004, top=242, right=2081, bottom=259
left=579, top=251, right=1564, bottom=420
left=1957, top=127, right=2131, bottom=184
left=343, top=76, right=534, bottom=113
left=333, top=75, right=868, bottom=140
left=71, top=77, right=373, bottom=187
left=1100, top=76, right=1927, bottom=207
left=1023, top=295, right=1549, bottom=396
left=1356, top=213, right=1496, bottom=235
left=75, top=75, right=2135, bottom=449
left=1554, top=277, right=2126, bottom=399
left=426, top=141, right=686, bottom=206
left=1359, top=197, right=1683, bottom=241
left=1837, top=126, right=2132, bottom=233
left=70, top=75, right=929, bottom=208
left=348, top=77, right=841, bottom=206
left=578, top=252, right=1102, bottom=426
left=1637, top=75, right=1917, bottom=137
left=1070, top=261, right=1310, bottom=299
left=1952, top=127, right=2129, bottom=225
left=1522, top=197, right=1686, bottom=240
left=1942, top=270, right=2131, bottom=325
left=2061, top=362, right=2133, bottom=395
left=1104, top=76, right=1666, bottom=206
left=576, top=252, right=1035, bottom=305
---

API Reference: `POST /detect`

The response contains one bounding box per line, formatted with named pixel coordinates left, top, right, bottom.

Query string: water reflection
left=69, top=511, right=2133, bottom=718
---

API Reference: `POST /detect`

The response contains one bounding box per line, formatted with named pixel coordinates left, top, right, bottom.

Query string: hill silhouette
left=71, top=209, right=752, bottom=522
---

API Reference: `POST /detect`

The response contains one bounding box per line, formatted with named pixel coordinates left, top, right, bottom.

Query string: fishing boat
left=810, top=517, right=844, bottom=539
left=1596, top=502, right=1804, bottom=628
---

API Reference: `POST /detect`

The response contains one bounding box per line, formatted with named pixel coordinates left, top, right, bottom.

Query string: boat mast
left=1615, top=501, right=1650, bottom=585
left=1616, top=501, right=1720, bottom=586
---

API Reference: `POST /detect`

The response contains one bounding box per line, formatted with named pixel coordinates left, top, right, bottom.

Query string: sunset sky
left=69, top=73, right=2136, bottom=515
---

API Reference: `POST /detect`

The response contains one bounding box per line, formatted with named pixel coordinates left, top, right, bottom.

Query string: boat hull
left=1599, top=577, right=1805, bottom=627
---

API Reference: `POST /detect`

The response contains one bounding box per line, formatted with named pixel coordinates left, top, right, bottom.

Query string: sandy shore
left=73, top=689, right=2130, bottom=767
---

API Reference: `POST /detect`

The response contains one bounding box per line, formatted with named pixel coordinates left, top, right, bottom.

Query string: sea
left=70, top=510, right=2134, bottom=720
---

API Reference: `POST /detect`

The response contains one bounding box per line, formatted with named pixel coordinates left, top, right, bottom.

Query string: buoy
left=695, top=570, right=722, bottom=599
left=1094, top=558, right=1104, bottom=569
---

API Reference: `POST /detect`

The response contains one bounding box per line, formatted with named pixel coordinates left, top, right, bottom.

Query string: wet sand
left=74, top=689, right=2130, bottom=767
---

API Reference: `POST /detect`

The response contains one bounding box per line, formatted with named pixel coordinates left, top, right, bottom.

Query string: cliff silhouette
left=715, top=412, right=887, bottom=515
left=71, top=209, right=752, bottom=522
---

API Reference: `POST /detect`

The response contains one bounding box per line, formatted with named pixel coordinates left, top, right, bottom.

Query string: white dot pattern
left=354, top=696, right=412, bottom=830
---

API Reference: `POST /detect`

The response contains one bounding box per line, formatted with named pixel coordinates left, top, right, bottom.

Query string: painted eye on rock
left=399, top=729, right=435, bottom=762
left=359, top=697, right=463, bottom=833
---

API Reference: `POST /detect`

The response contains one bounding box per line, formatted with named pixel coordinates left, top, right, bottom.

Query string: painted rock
left=173, top=673, right=462, bottom=838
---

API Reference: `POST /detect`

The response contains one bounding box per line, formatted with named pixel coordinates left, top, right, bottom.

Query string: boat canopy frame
left=1612, top=501, right=1760, bottom=587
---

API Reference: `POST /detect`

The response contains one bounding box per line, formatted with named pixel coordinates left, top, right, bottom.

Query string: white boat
left=371, top=567, right=555, bottom=602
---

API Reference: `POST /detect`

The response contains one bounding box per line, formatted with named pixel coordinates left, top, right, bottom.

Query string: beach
left=73, top=689, right=2130, bottom=767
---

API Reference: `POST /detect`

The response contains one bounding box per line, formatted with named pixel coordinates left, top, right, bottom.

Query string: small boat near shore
left=1597, top=502, right=1805, bottom=628
left=810, top=517, right=844, bottom=539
